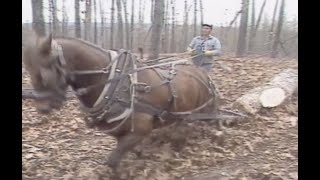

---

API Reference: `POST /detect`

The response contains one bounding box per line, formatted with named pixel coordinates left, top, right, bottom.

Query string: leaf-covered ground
left=22, top=56, right=298, bottom=180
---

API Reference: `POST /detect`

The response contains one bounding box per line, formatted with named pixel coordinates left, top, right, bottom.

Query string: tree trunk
left=138, top=0, right=146, bottom=48
left=130, top=0, right=135, bottom=50
left=233, top=68, right=297, bottom=114
left=31, top=0, right=45, bottom=36
left=248, top=0, right=255, bottom=52
left=50, top=0, right=59, bottom=34
left=137, top=0, right=142, bottom=47
left=233, top=20, right=238, bottom=52
left=170, top=0, right=176, bottom=53
left=268, top=0, right=279, bottom=51
left=255, top=0, right=266, bottom=33
left=162, top=0, right=169, bottom=53
left=116, top=0, right=124, bottom=48
left=122, top=0, right=130, bottom=49
left=151, top=0, right=155, bottom=23
left=199, top=0, right=203, bottom=25
left=85, top=0, right=92, bottom=41
left=249, top=0, right=266, bottom=53
left=110, top=0, right=115, bottom=48
left=228, top=10, right=241, bottom=29
left=74, top=0, right=81, bottom=38
left=271, top=0, right=285, bottom=58
left=193, top=0, right=197, bottom=36
left=48, top=0, right=53, bottom=32
left=99, top=0, right=105, bottom=48
left=62, top=0, right=68, bottom=36
left=149, top=0, right=165, bottom=60
left=93, top=0, right=98, bottom=44
left=182, top=0, right=189, bottom=50
left=236, top=0, right=249, bottom=57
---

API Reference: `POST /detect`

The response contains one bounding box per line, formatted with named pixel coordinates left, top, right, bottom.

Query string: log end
left=259, top=87, right=286, bottom=108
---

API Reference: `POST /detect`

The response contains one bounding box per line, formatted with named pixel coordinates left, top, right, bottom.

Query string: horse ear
left=40, top=33, right=53, bottom=54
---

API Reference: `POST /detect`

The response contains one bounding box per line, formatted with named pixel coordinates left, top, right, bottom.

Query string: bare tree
left=233, top=20, right=238, bottom=51
left=110, top=0, right=115, bottom=48
left=99, top=0, right=105, bottom=48
left=130, top=0, right=135, bottom=49
left=199, top=0, right=203, bottom=25
left=31, top=0, right=45, bottom=36
left=138, top=0, right=146, bottom=47
left=193, top=0, right=197, bottom=36
left=182, top=0, right=189, bottom=49
left=75, top=0, right=81, bottom=38
left=49, top=0, right=59, bottom=34
left=62, top=0, right=68, bottom=36
left=271, top=0, right=285, bottom=58
left=268, top=0, right=279, bottom=50
left=116, top=0, right=124, bottom=48
left=122, top=0, right=130, bottom=49
left=48, top=0, right=53, bottom=32
left=93, top=0, right=98, bottom=44
left=255, top=0, right=266, bottom=32
left=170, top=0, right=176, bottom=53
left=227, top=10, right=242, bottom=30
left=85, top=0, right=92, bottom=41
left=149, top=0, right=165, bottom=59
left=161, top=0, right=170, bottom=53
left=236, top=0, right=249, bottom=57
left=151, top=0, right=155, bottom=23
left=249, top=0, right=266, bottom=52
left=248, top=0, right=255, bottom=52
left=138, top=0, right=142, bottom=47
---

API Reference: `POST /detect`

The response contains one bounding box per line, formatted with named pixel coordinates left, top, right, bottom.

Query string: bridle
left=33, top=40, right=116, bottom=104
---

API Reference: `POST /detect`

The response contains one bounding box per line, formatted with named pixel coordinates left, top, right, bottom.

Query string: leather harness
left=46, top=42, right=219, bottom=133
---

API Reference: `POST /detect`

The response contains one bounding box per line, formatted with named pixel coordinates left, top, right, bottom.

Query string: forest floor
left=22, top=55, right=298, bottom=180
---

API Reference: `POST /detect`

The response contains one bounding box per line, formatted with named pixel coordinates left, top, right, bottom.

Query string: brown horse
left=22, top=32, right=219, bottom=169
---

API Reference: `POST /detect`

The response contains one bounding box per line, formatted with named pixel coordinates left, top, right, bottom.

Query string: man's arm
left=205, top=38, right=222, bottom=56
left=212, top=38, right=222, bottom=56
left=187, top=37, right=197, bottom=55
left=187, top=37, right=197, bottom=50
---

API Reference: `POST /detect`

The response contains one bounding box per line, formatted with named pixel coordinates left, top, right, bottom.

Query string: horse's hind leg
left=106, top=113, right=154, bottom=169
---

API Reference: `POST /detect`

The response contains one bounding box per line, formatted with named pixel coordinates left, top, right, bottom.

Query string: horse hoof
left=105, top=158, right=119, bottom=169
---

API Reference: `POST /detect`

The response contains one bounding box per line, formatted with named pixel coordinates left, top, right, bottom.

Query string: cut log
left=259, top=87, right=285, bottom=107
left=233, top=68, right=298, bottom=114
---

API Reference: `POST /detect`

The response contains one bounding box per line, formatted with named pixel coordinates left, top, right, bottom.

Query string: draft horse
left=22, top=33, right=219, bottom=169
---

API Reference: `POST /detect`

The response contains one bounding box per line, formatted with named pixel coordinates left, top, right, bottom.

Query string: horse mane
left=54, top=36, right=114, bottom=56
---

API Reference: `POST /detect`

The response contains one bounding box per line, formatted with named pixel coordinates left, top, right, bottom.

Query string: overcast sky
left=22, top=0, right=298, bottom=26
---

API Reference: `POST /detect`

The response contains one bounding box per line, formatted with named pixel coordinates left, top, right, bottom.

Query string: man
left=187, top=24, right=222, bottom=72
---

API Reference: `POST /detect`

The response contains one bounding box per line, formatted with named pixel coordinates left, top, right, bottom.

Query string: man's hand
left=204, top=50, right=214, bottom=56
left=186, top=47, right=197, bottom=56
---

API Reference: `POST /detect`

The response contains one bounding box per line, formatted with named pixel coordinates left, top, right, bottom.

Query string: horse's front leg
left=106, top=113, right=154, bottom=169
left=106, top=132, right=144, bottom=169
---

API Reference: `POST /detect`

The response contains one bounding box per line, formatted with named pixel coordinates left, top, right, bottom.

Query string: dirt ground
left=22, top=56, right=298, bottom=180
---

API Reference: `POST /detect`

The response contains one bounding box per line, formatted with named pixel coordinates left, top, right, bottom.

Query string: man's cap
left=202, top=24, right=213, bottom=29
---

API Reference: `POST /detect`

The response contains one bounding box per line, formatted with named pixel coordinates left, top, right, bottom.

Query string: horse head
left=23, top=32, right=68, bottom=114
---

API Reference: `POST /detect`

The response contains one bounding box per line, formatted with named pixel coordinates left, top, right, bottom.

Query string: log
left=233, top=68, right=298, bottom=114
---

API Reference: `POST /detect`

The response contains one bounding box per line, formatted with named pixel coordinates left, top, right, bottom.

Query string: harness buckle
left=102, top=68, right=109, bottom=74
